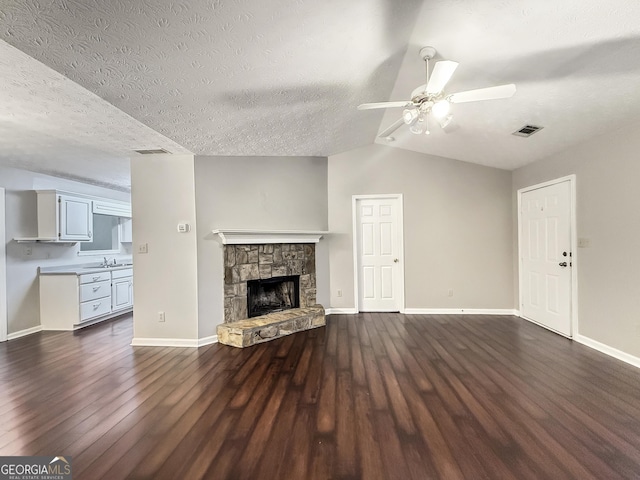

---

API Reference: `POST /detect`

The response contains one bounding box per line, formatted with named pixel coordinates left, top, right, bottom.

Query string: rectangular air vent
left=512, top=125, right=543, bottom=137
left=134, top=148, right=171, bottom=155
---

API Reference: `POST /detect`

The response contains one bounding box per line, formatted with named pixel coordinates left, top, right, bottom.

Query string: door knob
left=393, top=258, right=399, bottom=263
left=559, top=262, right=568, bottom=267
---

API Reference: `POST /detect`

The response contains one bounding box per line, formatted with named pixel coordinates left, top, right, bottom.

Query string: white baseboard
left=325, top=308, right=358, bottom=315
left=404, top=308, right=519, bottom=315
left=198, top=335, right=218, bottom=347
left=325, top=308, right=519, bottom=316
left=131, top=337, right=199, bottom=347
left=574, top=334, right=640, bottom=369
left=131, top=335, right=219, bottom=348
left=7, top=325, right=43, bottom=340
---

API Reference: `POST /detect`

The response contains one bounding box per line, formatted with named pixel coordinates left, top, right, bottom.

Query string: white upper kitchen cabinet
left=119, top=218, right=133, bottom=243
left=58, top=194, right=93, bottom=241
left=36, top=190, right=93, bottom=242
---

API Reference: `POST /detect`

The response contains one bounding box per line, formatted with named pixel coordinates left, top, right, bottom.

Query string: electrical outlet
left=448, top=289, right=454, bottom=297
left=337, top=289, right=343, bottom=297
left=24, top=246, right=32, bottom=256
left=138, top=243, right=149, bottom=254
left=158, top=311, right=165, bottom=322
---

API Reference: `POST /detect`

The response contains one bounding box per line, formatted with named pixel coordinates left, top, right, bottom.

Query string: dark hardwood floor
left=1, top=313, right=640, bottom=479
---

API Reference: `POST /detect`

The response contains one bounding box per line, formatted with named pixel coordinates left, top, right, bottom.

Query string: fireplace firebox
left=247, top=275, right=300, bottom=318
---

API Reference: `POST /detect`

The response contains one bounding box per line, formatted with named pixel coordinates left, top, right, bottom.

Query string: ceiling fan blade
left=357, top=101, right=411, bottom=110
left=448, top=84, right=516, bottom=103
left=426, top=61, right=459, bottom=94
left=377, top=117, right=405, bottom=138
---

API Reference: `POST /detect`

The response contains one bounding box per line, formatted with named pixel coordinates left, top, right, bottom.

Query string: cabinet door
left=59, top=195, right=93, bottom=241
left=112, top=277, right=133, bottom=311
left=120, top=218, right=133, bottom=243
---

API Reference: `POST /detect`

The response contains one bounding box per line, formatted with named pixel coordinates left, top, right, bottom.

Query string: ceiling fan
left=358, top=46, right=516, bottom=137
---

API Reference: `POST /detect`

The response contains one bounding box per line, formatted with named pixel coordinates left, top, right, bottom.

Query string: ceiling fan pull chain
left=425, top=56, right=429, bottom=94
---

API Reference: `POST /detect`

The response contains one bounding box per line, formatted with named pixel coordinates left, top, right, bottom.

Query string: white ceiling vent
left=134, top=148, right=171, bottom=155
left=512, top=125, right=543, bottom=137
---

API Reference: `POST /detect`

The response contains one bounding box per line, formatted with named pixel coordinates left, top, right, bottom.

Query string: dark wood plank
left=1, top=312, right=639, bottom=479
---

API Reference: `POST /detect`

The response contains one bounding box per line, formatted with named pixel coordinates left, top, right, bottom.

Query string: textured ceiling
left=373, top=0, right=640, bottom=169
left=1, top=0, right=640, bottom=189
left=0, top=0, right=421, bottom=165
left=0, top=41, right=191, bottom=191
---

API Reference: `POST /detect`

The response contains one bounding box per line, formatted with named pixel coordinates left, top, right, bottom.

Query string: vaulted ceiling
left=1, top=0, right=640, bottom=190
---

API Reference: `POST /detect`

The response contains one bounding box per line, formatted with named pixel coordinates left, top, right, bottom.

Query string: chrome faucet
left=103, top=257, right=109, bottom=267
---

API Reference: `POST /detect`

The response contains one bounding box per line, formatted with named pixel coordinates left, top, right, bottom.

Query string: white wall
left=130, top=154, right=199, bottom=341
left=513, top=120, right=640, bottom=359
left=0, top=165, right=130, bottom=334
left=0, top=188, right=6, bottom=341
left=328, top=144, right=513, bottom=311
left=194, top=156, right=329, bottom=338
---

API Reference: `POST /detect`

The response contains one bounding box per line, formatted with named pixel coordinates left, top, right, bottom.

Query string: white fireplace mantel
left=211, top=229, right=328, bottom=245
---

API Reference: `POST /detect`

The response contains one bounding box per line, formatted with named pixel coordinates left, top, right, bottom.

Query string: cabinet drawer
left=79, top=271, right=111, bottom=284
left=79, top=280, right=110, bottom=302
left=80, top=298, right=111, bottom=321
left=111, top=268, right=133, bottom=280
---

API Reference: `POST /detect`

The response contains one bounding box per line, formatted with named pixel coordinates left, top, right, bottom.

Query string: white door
left=520, top=180, right=572, bottom=336
left=355, top=197, right=403, bottom=312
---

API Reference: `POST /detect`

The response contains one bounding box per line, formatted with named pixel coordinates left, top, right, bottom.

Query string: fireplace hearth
left=218, top=238, right=326, bottom=348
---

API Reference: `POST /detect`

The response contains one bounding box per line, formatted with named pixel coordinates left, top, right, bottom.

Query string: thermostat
left=177, top=223, right=191, bottom=233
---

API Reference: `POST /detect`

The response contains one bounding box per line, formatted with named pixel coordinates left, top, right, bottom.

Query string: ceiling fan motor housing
left=420, top=46, right=436, bottom=61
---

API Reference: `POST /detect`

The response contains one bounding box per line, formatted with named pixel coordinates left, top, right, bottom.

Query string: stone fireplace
left=214, top=230, right=327, bottom=348
left=223, top=243, right=317, bottom=323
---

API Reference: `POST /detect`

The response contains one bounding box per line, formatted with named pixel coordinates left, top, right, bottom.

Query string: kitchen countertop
left=39, top=261, right=133, bottom=275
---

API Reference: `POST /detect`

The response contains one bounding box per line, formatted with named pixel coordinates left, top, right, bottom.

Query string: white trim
left=92, top=199, right=132, bottom=218
left=131, top=335, right=218, bottom=348
left=518, top=314, right=573, bottom=338
left=325, top=308, right=359, bottom=315
left=198, top=335, right=218, bottom=347
left=517, top=175, right=578, bottom=337
left=0, top=187, right=6, bottom=342
left=352, top=194, right=405, bottom=314
left=575, top=334, right=640, bottom=369
left=131, top=337, right=200, bottom=347
left=404, top=308, right=519, bottom=315
left=7, top=325, right=43, bottom=340
left=211, top=229, right=327, bottom=245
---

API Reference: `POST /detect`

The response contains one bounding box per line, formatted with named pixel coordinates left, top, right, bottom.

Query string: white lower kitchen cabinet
left=40, top=267, right=133, bottom=330
left=111, top=269, right=133, bottom=311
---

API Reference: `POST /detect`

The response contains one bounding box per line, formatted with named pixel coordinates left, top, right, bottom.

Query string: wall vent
left=134, top=148, right=171, bottom=155
left=512, top=125, right=543, bottom=137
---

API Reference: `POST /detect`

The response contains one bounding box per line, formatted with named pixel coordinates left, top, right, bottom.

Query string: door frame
left=517, top=175, right=578, bottom=338
left=1, top=187, right=7, bottom=342
left=352, top=194, right=405, bottom=314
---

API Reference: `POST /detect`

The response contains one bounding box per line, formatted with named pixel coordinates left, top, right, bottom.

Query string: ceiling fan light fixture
left=432, top=100, right=450, bottom=118
left=439, top=114, right=453, bottom=129
left=409, top=114, right=426, bottom=134
left=402, top=108, right=418, bottom=125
